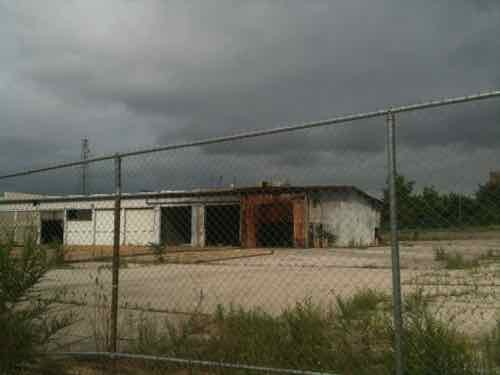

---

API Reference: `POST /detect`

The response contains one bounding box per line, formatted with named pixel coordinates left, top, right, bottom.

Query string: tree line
left=381, top=175, right=500, bottom=229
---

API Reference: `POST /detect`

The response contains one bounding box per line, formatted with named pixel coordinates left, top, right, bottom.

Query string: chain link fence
left=1, top=91, right=500, bottom=374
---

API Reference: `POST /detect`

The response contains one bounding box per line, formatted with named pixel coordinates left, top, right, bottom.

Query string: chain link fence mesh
left=1, top=92, right=500, bottom=374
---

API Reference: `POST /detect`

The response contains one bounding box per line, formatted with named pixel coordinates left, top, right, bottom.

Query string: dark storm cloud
left=0, top=0, right=499, bottom=195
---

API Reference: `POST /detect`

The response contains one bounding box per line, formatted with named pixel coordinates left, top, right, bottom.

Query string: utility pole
left=81, top=138, right=90, bottom=195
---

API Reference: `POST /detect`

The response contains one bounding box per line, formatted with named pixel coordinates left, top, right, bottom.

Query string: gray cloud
left=0, top=0, right=499, bottom=196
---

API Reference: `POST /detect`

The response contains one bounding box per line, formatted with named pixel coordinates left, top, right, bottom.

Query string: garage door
left=95, top=210, right=115, bottom=245
left=125, top=209, right=156, bottom=245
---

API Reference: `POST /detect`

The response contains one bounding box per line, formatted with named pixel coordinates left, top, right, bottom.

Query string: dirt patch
left=64, top=245, right=151, bottom=261
left=63, top=245, right=270, bottom=264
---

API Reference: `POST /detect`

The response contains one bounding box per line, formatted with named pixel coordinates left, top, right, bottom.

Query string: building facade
left=0, top=185, right=382, bottom=249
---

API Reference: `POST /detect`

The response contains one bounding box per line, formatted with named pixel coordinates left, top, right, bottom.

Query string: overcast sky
left=0, top=0, right=499, bottom=196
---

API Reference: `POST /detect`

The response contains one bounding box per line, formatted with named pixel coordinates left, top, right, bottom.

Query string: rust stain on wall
left=241, top=192, right=306, bottom=248
left=293, top=198, right=305, bottom=248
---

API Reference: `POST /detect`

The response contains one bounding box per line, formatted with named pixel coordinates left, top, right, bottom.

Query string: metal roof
left=0, top=185, right=382, bottom=209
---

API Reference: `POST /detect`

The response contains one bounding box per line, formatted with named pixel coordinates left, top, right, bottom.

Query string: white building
left=0, top=185, right=382, bottom=249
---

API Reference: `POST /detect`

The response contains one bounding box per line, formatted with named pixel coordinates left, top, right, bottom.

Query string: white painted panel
left=124, top=209, right=156, bottom=245
left=95, top=210, right=115, bottom=245
left=66, top=220, right=93, bottom=245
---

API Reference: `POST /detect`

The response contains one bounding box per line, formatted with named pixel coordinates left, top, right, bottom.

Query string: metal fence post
left=387, top=111, right=404, bottom=375
left=110, top=154, right=122, bottom=353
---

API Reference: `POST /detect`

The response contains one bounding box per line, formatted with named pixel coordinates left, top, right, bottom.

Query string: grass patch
left=383, top=226, right=500, bottom=242
left=481, top=320, right=500, bottom=372
left=127, top=289, right=481, bottom=375
left=434, top=248, right=480, bottom=270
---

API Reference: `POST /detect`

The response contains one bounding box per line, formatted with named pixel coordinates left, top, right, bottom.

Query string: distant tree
left=382, top=174, right=499, bottom=231
left=475, top=182, right=500, bottom=225
left=382, top=174, right=417, bottom=229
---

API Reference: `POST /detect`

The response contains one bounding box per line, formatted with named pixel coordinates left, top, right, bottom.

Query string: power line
left=81, top=138, right=90, bottom=194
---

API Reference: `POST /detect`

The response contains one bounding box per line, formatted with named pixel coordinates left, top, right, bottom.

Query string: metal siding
left=293, top=199, right=305, bottom=248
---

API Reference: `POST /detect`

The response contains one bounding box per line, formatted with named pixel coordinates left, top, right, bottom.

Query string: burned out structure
left=0, top=185, right=382, bottom=249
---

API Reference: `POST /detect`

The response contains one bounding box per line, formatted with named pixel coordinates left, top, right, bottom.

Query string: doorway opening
left=205, top=205, right=240, bottom=246
left=161, top=206, right=192, bottom=245
left=41, top=211, right=64, bottom=244
left=256, top=203, right=293, bottom=247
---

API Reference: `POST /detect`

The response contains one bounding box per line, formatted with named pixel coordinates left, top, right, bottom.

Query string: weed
left=48, top=241, right=67, bottom=266
left=148, top=242, right=167, bottom=263
left=97, top=256, right=129, bottom=271
left=479, top=249, right=500, bottom=262
left=434, top=247, right=447, bottom=261
left=434, top=248, right=480, bottom=270
left=402, top=290, right=479, bottom=375
left=89, top=270, right=127, bottom=352
left=445, top=253, right=479, bottom=270
left=481, top=320, right=500, bottom=371
left=126, top=289, right=480, bottom=375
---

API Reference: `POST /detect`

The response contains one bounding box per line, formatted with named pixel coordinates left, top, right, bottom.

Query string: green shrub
left=0, top=236, right=74, bottom=373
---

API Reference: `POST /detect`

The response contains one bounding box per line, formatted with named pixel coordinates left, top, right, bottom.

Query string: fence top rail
left=0, top=89, right=499, bottom=181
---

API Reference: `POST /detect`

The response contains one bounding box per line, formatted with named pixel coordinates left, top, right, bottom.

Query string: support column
left=191, top=205, right=205, bottom=248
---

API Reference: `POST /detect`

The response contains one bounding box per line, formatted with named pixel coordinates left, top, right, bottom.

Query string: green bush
left=0, top=235, right=74, bottom=374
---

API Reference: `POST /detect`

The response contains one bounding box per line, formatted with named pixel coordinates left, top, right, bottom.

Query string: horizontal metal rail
left=51, top=351, right=338, bottom=375
left=1, top=89, right=499, bottom=181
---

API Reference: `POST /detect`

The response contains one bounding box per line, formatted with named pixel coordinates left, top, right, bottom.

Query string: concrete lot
left=44, top=239, right=500, bottom=349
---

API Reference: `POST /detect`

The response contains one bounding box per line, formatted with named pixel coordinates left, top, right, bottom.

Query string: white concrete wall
left=66, top=219, right=94, bottom=245
left=93, top=209, right=115, bottom=245
left=124, top=208, right=156, bottom=245
left=0, top=198, right=161, bottom=246
left=64, top=208, right=158, bottom=246
left=308, top=191, right=381, bottom=247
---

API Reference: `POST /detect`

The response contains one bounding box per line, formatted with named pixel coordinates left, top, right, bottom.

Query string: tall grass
left=128, top=289, right=481, bottom=375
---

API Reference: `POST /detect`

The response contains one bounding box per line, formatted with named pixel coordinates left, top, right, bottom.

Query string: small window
left=67, top=209, right=92, bottom=221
